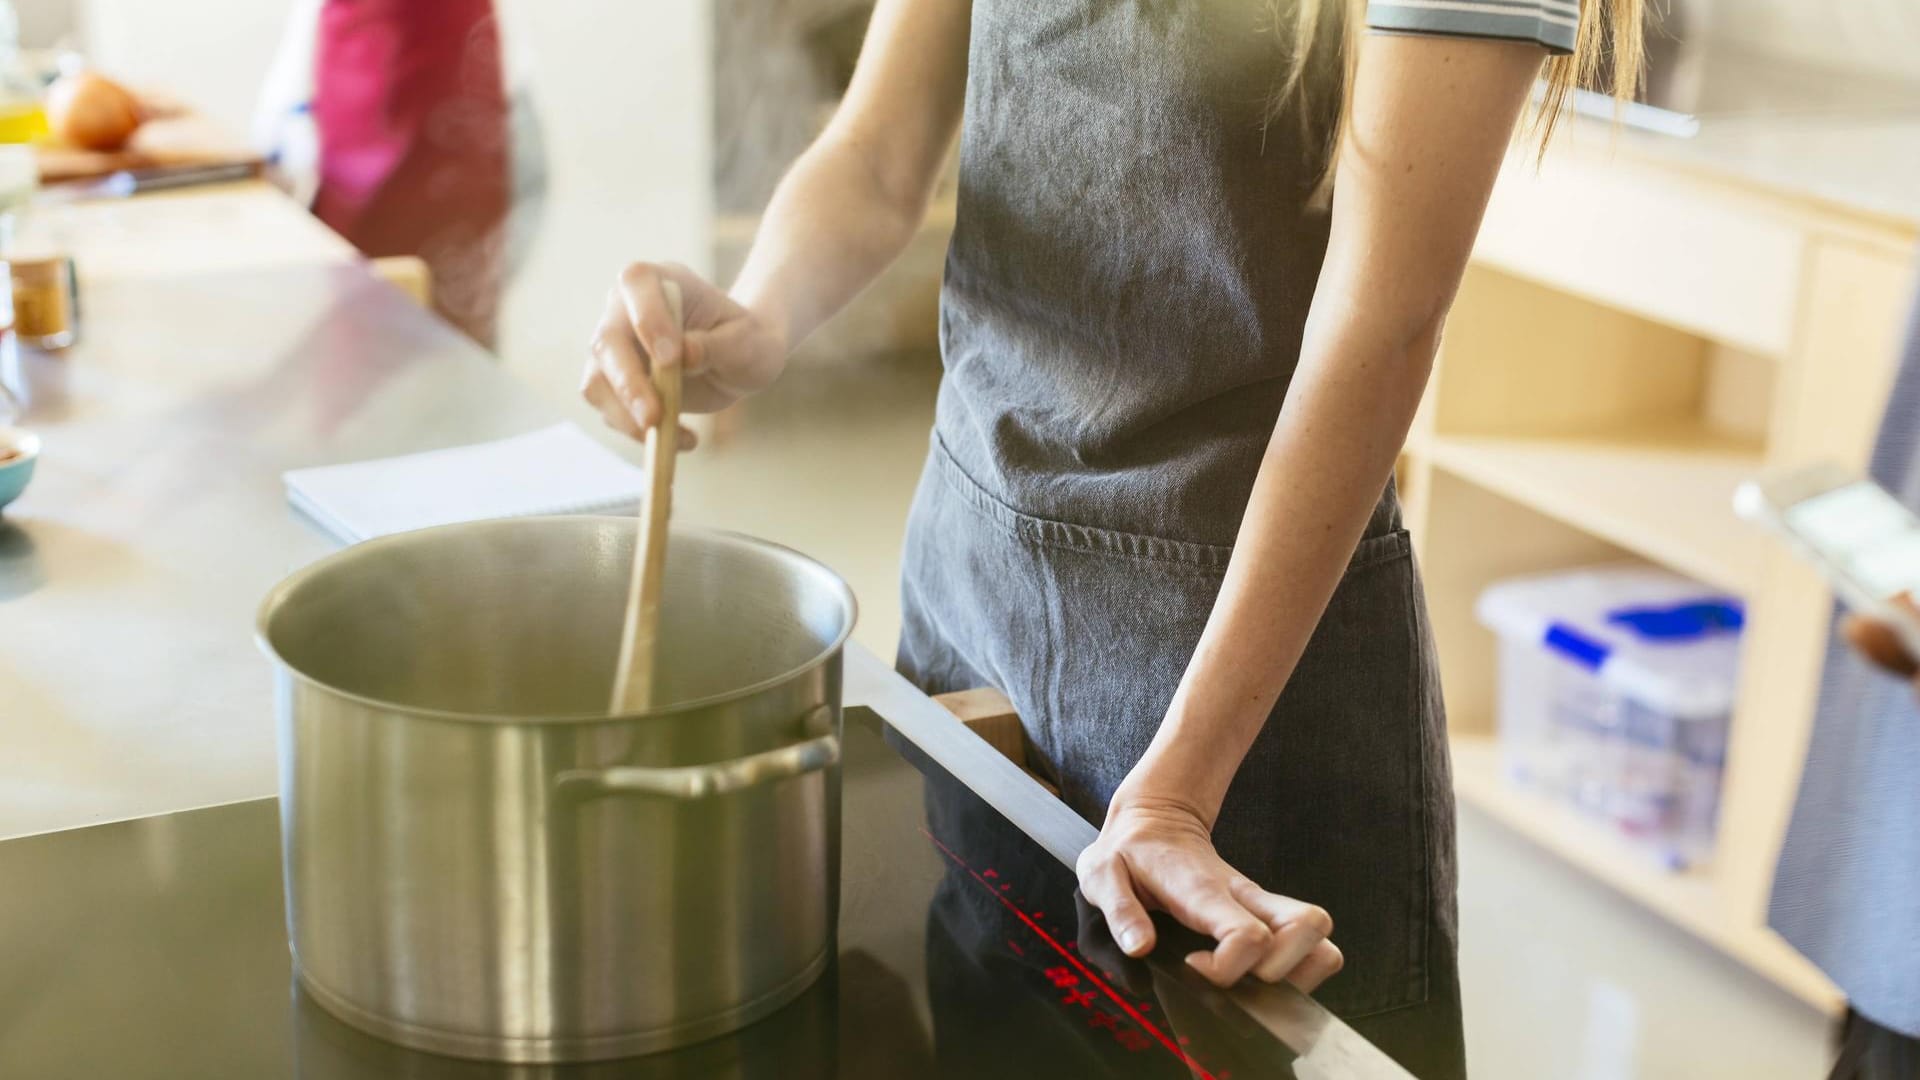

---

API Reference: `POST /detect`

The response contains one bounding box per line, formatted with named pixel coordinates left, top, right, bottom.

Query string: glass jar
left=0, top=3, right=44, bottom=144
left=8, top=252, right=73, bottom=349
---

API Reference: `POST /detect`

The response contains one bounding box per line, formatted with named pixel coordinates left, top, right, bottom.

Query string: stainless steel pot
left=257, top=517, right=857, bottom=1063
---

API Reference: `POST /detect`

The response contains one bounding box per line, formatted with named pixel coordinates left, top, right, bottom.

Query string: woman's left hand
left=1076, top=791, right=1343, bottom=990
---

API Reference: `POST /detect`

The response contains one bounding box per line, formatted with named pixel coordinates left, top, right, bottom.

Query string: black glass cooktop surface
left=0, top=707, right=1305, bottom=1079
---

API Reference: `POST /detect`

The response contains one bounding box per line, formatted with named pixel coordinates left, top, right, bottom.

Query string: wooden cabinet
left=1403, top=133, right=1918, bottom=1014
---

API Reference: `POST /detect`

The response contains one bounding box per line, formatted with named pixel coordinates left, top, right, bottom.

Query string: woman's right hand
left=582, top=261, right=789, bottom=448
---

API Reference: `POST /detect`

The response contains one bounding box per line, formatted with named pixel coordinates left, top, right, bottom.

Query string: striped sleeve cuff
left=1366, top=0, right=1579, bottom=55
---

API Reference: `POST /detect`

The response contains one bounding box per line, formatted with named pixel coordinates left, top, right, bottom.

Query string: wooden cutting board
left=35, top=113, right=261, bottom=185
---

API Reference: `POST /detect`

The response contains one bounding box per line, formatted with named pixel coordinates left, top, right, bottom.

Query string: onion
left=46, top=71, right=144, bottom=152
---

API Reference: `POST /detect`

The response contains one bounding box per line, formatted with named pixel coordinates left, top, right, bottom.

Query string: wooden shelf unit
left=1451, top=735, right=1841, bottom=1012
left=1404, top=140, right=1920, bottom=1014
left=1422, top=430, right=1766, bottom=596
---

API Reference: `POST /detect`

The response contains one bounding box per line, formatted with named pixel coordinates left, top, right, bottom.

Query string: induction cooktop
left=0, top=703, right=1392, bottom=1078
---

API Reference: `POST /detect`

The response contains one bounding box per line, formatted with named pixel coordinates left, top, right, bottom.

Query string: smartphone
left=1735, top=463, right=1920, bottom=657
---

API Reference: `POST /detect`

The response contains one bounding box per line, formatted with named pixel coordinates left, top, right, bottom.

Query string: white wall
left=72, top=0, right=713, bottom=397
left=12, top=0, right=78, bottom=49
left=78, top=0, right=291, bottom=133
left=1708, top=0, right=1920, bottom=85
left=491, top=0, right=713, bottom=398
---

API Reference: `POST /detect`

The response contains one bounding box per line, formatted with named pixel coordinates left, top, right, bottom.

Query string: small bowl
left=0, top=426, right=40, bottom=512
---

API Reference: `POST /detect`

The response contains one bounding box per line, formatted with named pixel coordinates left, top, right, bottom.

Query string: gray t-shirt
left=1771, top=268, right=1920, bottom=1037
left=1369, top=0, right=1577, bottom=52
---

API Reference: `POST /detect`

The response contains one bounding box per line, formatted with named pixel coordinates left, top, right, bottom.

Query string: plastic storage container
left=1477, top=565, right=1744, bottom=869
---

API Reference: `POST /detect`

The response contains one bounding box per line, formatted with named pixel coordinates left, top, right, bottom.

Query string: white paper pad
left=284, top=423, right=644, bottom=544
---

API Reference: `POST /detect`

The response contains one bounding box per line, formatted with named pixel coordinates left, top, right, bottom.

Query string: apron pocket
left=931, top=434, right=1408, bottom=578
left=930, top=435, right=1235, bottom=573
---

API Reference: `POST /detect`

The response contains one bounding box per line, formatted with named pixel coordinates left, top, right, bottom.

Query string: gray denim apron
left=896, top=2, right=1463, bottom=1075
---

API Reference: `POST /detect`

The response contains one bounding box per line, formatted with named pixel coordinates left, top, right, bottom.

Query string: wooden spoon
left=609, top=280, right=685, bottom=714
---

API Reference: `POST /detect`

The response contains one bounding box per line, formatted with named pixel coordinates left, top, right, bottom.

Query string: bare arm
left=583, top=0, right=969, bottom=440
left=1078, top=33, right=1547, bottom=987
left=731, top=0, right=971, bottom=348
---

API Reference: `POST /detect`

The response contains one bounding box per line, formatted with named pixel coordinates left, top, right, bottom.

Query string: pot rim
left=255, top=517, right=858, bottom=725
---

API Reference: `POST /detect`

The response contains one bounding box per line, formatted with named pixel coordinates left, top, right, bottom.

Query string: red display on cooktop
left=925, top=828, right=1230, bottom=1080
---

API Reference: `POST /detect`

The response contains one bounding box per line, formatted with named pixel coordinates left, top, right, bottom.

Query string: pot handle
left=556, top=710, right=840, bottom=801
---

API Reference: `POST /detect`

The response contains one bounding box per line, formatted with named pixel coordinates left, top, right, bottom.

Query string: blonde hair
left=1270, top=0, right=1649, bottom=173
left=1537, top=0, right=1649, bottom=153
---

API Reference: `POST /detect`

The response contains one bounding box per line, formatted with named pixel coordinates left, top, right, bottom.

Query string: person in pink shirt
left=261, top=0, right=511, bottom=346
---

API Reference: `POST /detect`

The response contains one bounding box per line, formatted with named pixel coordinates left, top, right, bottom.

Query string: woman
left=1774, top=285, right=1920, bottom=1080
left=584, top=1, right=1641, bottom=1074
left=256, top=0, right=515, bottom=346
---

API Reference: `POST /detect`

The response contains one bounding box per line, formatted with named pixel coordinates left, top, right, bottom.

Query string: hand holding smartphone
left=1735, top=463, right=1920, bottom=661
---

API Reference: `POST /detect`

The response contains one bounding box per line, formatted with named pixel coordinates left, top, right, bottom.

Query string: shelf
left=1474, top=148, right=1803, bottom=358
left=1452, top=734, right=1841, bottom=1014
left=1418, top=428, right=1768, bottom=595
